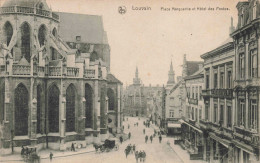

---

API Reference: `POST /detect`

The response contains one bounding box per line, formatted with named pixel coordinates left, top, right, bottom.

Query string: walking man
left=150, top=135, right=153, bottom=143
left=133, top=144, right=136, bottom=152
left=159, top=135, right=162, bottom=143
left=143, top=128, right=145, bottom=134
left=49, top=152, right=53, bottom=162
left=145, top=135, right=148, bottom=143
left=120, top=136, right=123, bottom=144
left=143, top=150, right=146, bottom=162
left=128, top=132, right=131, bottom=140
left=135, top=151, right=139, bottom=163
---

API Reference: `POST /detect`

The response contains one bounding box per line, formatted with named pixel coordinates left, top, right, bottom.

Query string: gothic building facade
left=0, top=0, right=122, bottom=154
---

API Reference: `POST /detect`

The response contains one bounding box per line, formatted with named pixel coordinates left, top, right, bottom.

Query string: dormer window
left=253, top=1, right=257, bottom=19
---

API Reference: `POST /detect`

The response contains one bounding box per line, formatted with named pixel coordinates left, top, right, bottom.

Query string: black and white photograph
left=0, top=0, right=259, bottom=162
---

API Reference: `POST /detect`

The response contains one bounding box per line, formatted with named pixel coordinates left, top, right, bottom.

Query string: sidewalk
left=0, top=145, right=95, bottom=162
left=150, top=123, right=207, bottom=163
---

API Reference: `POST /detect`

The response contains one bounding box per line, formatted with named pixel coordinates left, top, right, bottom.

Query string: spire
left=133, top=66, right=141, bottom=85
left=229, top=17, right=235, bottom=34
left=135, top=66, right=139, bottom=78
left=170, top=59, right=174, bottom=72
left=167, top=59, right=175, bottom=86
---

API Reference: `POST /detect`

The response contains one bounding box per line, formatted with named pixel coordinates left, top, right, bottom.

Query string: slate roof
left=58, top=12, right=108, bottom=45
left=186, top=61, right=203, bottom=76
left=107, top=73, right=122, bottom=84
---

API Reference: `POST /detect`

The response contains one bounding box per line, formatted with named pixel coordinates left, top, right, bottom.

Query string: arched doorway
left=85, top=84, right=93, bottom=128
left=0, top=84, right=5, bottom=124
left=48, top=85, right=59, bottom=133
left=66, top=84, right=76, bottom=132
left=37, top=85, right=42, bottom=134
left=4, top=21, right=13, bottom=46
left=107, top=88, right=115, bottom=111
left=21, top=22, right=31, bottom=63
left=15, top=84, right=28, bottom=136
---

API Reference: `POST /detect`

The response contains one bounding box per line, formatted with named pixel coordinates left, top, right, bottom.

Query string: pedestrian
left=145, top=135, right=148, bottom=143
left=137, top=122, right=138, bottom=126
left=71, top=143, right=75, bottom=151
left=128, top=132, right=131, bottom=140
left=133, top=144, right=136, bottom=152
left=124, top=148, right=129, bottom=158
left=49, top=152, right=53, bottom=161
left=21, top=146, right=25, bottom=155
left=120, top=136, right=123, bottom=144
left=150, top=135, right=153, bottom=143
left=143, top=128, right=145, bottom=134
left=128, top=124, right=130, bottom=129
left=135, top=151, right=139, bottom=163
left=159, top=135, right=162, bottom=143
left=143, top=150, right=146, bottom=162
left=138, top=151, right=143, bottom=162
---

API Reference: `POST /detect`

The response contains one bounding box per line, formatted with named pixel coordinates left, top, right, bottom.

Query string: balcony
left=0, top=6, right=59, bottom=21
left=211, top=89, right=233, bottom=99
left=84, top=69, right=95, bottom=79
left=48, top=67, right=61, bottom=76
left=188, top=98, right=198, bottom=105
left=234, top=126, right=259, bottom=145
left=202, top=89, right=210, bottom=96
left=12, top=65, right=31, bottom=75
left=0, top=65, right=5, bottom=75
left=67, top=67, right=79, bottom=77
left=199, top=119, right=211, bottom=130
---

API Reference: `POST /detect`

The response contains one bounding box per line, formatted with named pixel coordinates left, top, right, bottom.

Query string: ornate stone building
left=0, top=0, right=122, bottom=154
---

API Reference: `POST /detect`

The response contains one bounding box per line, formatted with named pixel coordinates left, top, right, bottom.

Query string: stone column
left=245, top=41, right=249, bottom=80
left=210, top=138, right=214, bottom=163
left=59, top=80, right=66, bottom=150
left=30, top=79, right=37, bottom=146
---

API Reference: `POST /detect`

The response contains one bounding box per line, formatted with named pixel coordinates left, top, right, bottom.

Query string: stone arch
left=48, top=84, right=60, bottom=133
left=14, top=83, right=29, bottom=136
left=0, top=83, right=5, bottom=124
left=107, top=88, right=115, bottom=111
left=38, top=24, right=47, bottom=47
left=85, top=83, right=93, bottom=128
left=66, top=84, right=76, bottom=132
left=20, top=22, right=31, bottom=63
left=52, top=27, right=57, bottom=37
left=3, top=21, right=13, bottom=46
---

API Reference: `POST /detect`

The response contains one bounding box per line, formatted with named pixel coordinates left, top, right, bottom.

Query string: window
left=195, top=87, right=198, bottom=99
left=205, top=102, right=209, bottom=121
left=199, top=86, right=202, bottom=100
left=214, top=73, right=218, bottom=89
left=227, top=106, right=232, bottom=128
left=199, top=108, right=202, bottom=120
left=250, top=49, right=258, bottom=78
left=220, top=105, right=224, bottom=125
left=220, top=72, right=224, bottom=88
left=239, top=54, right=245, bottom=79
left=214, top=104, right=218, bottom=123
left=192, top=107, right=194, bottom=120
left=249, top=100, right=258, bottom=130
left=170, top=111, right=174, bottom=118
left=192, top=87, right=194, bottom=99
left=206, top=74, right=210, bottom=89
left=227, top=71, right=232, bottom=88
left=238, top=99, right=246, bottom=127
left=76, top=36, right=81, bottom=41
left=195, top=108, right=198, bottom=122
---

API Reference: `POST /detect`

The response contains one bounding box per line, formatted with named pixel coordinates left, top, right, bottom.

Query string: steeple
left=133, top=66, right=141, bottom=85
left=167, top=59, right=175, bottom=87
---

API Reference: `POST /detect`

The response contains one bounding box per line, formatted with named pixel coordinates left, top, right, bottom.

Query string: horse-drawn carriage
left=93, top=138, right=119, bottom=153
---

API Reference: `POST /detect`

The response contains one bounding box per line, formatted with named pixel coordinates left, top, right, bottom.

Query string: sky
left=0, top=0, right=241, bottom=86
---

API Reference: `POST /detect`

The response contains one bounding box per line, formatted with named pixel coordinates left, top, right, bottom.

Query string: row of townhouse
left=179, top=0, right=260, bottom=162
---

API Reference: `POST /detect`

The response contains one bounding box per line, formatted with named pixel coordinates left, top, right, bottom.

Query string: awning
left=179, top=119, right=203, bottom=134
left=168, top=123, right=181, bottom=128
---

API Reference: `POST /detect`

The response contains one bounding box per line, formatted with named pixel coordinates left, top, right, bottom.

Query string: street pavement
left=0, top=116, right=205, bottom=163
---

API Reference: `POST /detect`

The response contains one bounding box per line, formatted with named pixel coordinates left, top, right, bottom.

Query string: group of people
left=144, top=135, right=154, bottom=143
left=135, top=150, right=146, bottom=162
left=143, top=120, right=150, bottom=128
left=134, top=122, right=139, bottom=127
left=124, top=144, right=136, bottom=158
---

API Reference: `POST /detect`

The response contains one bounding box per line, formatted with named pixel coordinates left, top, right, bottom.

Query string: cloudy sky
left=0, top=0, right=240, bottom=86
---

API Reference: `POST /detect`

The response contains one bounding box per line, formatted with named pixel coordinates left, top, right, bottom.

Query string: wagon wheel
left=114, top=144, right=119, bottom=151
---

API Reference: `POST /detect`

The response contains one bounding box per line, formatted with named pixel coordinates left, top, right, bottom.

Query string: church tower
left=133, top=66, right=141, bottom=85
left=167, top=60, right=175, bottom=87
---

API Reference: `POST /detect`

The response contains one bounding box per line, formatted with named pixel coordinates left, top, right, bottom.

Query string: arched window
left=4, top=22, right=13, bottom=46
left=38, top=3, right=44, bottom=10
left=21, top=22, right=31, bottom=63
left=48, top=85, right=59, bottom=133
left=0, top=84, right=5, bottom=124
left=52, top=28, right=57, bottom=37
left=15, top=84, right=28, bottom=136
left=85, top=84, right=93, bottom=128
left=37, top=85, right=43, bottom=134
left=90, top=51, right=98, bottom=62
left=38, top=25, right=46, bottom=47
left=107, top=88, right=115, bottom=111
left=66, top=84, right=76, bottom=132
